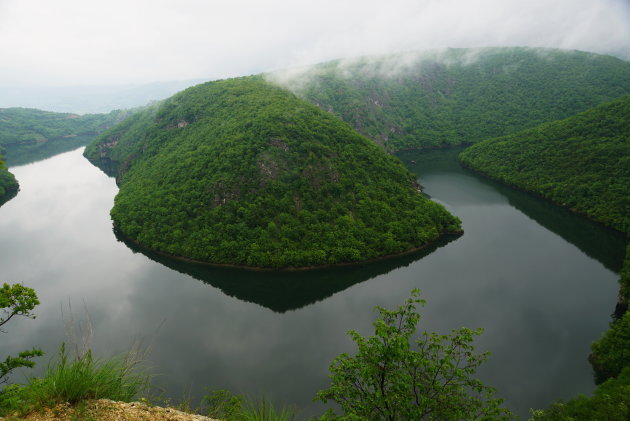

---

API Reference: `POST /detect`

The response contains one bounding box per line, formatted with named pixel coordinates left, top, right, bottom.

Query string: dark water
left=3, top=135, right=95, bottom=167
left=0, top=147, right=625, bottom=419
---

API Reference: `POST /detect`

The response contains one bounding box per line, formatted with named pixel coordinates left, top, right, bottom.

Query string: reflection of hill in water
left=5, top=135, right=95, bottom=167
left=115, top=229, right=459, bottom=312
left=497, top=184, right=627, bottom=273
left=84, top=156, right=119, bottom=178
left=399, top=148, right=628, bottom=273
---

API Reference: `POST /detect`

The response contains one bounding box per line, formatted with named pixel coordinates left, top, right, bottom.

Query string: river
left=0, top=146, right=626, bottom=419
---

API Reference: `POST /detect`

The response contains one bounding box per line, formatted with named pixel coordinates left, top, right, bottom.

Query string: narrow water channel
left=0, top=147, right=625, bottom=418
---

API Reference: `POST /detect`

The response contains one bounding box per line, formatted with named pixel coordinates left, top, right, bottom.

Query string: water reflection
left=0, top=147, right=624, bottom=419
left=398, top=148, right=628, bottom=273
left=115, top=228, right=459, bottom=312
left=0, top=188, right=17, bottom=207
left=4, top=135, right=95, bottom=167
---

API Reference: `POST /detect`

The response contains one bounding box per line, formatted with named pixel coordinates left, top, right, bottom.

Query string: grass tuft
left=238, top=396, right=298, bottom=421
left=0, top=343, right=149, bottom=416
left=37, top=343, right=149, bottom=406
left=203, top=389, right=298, bottom=421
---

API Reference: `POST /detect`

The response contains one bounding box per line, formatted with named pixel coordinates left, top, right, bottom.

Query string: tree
left=315, top=289, right=513, bottom=420
left=589, top=311, right=630, bottom=384
left=530, top=366, right=630, bottom=420
left=0, top=283, right=43, bottom=384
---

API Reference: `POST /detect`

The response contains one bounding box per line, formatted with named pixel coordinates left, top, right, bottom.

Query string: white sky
left=1, top=0, right=629, bottom=87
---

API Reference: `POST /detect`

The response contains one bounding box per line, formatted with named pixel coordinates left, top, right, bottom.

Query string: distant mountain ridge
left=0, top=79, right=207, bottom=114
left=0, top=108, right=131, bottom=147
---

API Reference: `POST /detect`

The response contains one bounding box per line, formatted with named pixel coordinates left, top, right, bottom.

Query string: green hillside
left=85, top=76, right=461, bottom=268
left=459, top=94, right=630, bottom=235
left=273, top=47, right=630, bottom=151
left=0, top=152, right=18, bottom=205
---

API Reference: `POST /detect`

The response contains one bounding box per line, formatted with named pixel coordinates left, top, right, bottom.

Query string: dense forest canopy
left=459, top=94, right=630, bottom=235
left=271, top=47, right=630, bottom=151
left=85, top=76, right=461, bottom=268
left=0, top=153, right=18, bottom=205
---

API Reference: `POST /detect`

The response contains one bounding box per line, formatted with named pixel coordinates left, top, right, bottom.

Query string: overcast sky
left=1, top=0, right=629, bottom=87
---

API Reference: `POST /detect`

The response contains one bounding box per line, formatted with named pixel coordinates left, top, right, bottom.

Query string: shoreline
left=458, top=160, right=629, bottom=238
left=113, top=226, right=464, bottom=272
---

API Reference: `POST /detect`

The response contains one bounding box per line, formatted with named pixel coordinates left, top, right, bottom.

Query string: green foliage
left=203, top=389, right=245, bottom=420
left=529, top=366, right=630, bottom=421
left=0, top=107, right=131, bottom=201
left=0, top=344, right=149, bottom=416
left=280, top=47, right=630, bottom=151
left=0, top=107, right=133, bottom=171
left=86, top=77, right=461, bottom=268
left=0, top=283, right=43, bottom=385
left=315, top=289, right=512, bottom=420
left=0, top=283, right=39, bottom=327
left=459, top=94, right=630, bottom=235
left=237, top=397, right=298, bottom=421
left=0, top=154, right=18, bottom=204
left=202, top=389, right=297, bottom=421
left=37, top=344, right=148, bottom=405
left=590, top=311, right=630, bottom=384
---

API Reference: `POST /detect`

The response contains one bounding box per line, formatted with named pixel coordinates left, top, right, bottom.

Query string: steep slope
left=459, top=94, right=630, bottom=234
left=0, top=152, right=18, bottom=206
left=272, top=47, right=630, bottom=151
left=86, top=77, right=461, bottom=269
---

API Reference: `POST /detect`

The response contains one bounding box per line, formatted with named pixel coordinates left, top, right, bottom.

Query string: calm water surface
left=0, top=147, right=626, bottom=419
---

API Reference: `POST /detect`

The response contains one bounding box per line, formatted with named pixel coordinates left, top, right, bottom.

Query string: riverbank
left=113, top=226, right=464, bottom=272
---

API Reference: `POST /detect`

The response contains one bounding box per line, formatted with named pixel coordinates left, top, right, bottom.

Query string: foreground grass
left=0, top=345, right=149, bottom=417
left=0, top=346, right=298, bottom=421
left=201, top=390, right=298, bottom=421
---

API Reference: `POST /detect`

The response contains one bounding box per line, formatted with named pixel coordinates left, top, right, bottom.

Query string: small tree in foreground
left=316, top=289, right=513, bottom=420
left=0, top=283, right=43, bottom=384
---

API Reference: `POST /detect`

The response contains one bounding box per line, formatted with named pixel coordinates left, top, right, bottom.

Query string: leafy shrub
left=315, top=289, right=513, bottom=420
left=530, top=366, right=630, bottom=420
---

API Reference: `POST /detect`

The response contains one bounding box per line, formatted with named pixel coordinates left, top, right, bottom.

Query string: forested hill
left=0, top=153, right=18, bottom=205
left=271, top=47, right=630, bottom=151
left=459, top=94, right=630, bottom=235
left=0, top=108, right=131, bottom=147
left=85, top=76, right=461, bottom=268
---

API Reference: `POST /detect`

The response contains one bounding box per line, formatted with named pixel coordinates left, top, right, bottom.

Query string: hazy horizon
left=1, top=0, right=628, bottom=87
left=1, top=0, right=629, bottom=112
